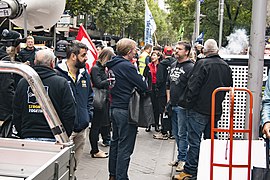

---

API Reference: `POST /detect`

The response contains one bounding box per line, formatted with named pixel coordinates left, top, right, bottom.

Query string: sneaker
left=172, top=171, right=192, bottom=180
left=153, top=132, right=168, bottom=140
left=176, top=161, right=185, bottom=172
left=169, top=134, right=175, bottom=139
left=168, top=160, right=178, bottom=167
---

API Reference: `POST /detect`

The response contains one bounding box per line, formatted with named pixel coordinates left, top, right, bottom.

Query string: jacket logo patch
left=170, top=66, right=185, bottom=82
left=27, top=86, right=48, bottom=113
left=81, top=80, right=87, bottom=88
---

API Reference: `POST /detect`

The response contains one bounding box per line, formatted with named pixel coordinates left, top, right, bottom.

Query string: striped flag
left=144, top=0, right=156, bottom=45
left=76, top=25, right=98, bottom=73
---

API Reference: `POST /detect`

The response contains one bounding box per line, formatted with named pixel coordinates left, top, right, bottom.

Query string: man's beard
left=175, top=54, right=185, bottom=60
left=75, top=59, right=86, bottom=69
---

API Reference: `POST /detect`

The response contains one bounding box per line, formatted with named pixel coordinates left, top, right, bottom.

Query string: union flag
left=76, top=25, right=98, bottom=73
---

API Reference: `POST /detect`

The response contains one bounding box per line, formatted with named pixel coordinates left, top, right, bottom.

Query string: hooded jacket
left=0, top=49, right=14, bottom=120
left=12, top=66, right=75, bottom=138
left=156, top=56, right=176, bottom=97
left=106, top=55, right=147, bottom=110
left=55, top=60, right=93, bottom=132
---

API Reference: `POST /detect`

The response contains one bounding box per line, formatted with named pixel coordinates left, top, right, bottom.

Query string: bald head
left=35, top=49, right=55, bottom=68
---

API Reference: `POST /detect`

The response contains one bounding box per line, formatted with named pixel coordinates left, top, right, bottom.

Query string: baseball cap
left=55, top=40, right=69, bottom=58
left=164, top=46, right=173, bottom=55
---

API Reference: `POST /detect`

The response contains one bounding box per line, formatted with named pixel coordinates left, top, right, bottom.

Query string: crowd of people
left=1, top=32, right=270, bottom=180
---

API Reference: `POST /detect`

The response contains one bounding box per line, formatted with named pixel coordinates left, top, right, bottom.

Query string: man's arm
left=262, top=123, right=270, bottom=138
left=87, top=76, right=94, bottom=122
left=261, top=71, right=270, bottom=138
left=60, top=80, right=75, bottom=137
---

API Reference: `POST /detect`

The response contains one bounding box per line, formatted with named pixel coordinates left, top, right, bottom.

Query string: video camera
left=0, top=29, right=24, bottom=48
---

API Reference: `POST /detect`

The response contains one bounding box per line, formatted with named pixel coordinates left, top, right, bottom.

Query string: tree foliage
left=65, top=0, right=178, bottom=45
left=166, top=0, right=252, bottom=46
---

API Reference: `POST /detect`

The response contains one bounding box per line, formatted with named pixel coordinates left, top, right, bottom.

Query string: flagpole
left=153, top=32, right=157, bottom=46
left=194, top=0, right=201, bottom=42
left=144, top=0, right=156, bottom=45
left=218, top=0, right=224, bottom=48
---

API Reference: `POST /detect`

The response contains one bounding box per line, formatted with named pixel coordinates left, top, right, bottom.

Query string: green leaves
left=65, top=0, right=178, bottom=44
left=166, top=0, right=252, bottom=45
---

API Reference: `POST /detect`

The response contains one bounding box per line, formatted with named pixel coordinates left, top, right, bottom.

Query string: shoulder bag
left=128, top=89, right=155, bottom=128
left=92, top=87, right=107, bottom=110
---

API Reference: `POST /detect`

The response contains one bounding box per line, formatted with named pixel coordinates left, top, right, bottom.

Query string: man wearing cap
left=172, top=39, right=233, bottom=180
left=153, top=45, right=176, bottom=140
left=0, top=29, right=22, bottom=132
left=55, top=40, right=69, bottom=64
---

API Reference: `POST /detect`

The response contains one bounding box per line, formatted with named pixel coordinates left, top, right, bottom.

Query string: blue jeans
left=108, top=108, right=138, bottom=180
left=171, top=106, right=188, bottom=162
left=184, top=109, right=209, bottom=176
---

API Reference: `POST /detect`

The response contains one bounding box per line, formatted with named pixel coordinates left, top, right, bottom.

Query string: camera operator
left=0, top=30, right=21, bottom=134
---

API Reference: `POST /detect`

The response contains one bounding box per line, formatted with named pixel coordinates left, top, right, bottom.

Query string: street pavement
left=76, top=127, right=176, bottom=180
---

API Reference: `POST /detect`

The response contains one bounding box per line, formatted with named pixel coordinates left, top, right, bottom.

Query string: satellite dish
left=9, top=0, right=66, bottom=31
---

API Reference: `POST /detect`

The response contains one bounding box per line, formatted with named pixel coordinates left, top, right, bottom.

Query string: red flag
left=76, top=25, right=98, bottom=73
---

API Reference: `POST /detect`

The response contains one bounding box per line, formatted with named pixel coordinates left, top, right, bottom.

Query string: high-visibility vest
left=138, top=51, right=148, bottom=75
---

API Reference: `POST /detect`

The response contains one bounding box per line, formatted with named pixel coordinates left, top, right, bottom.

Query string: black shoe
left=145, top=126, right=151, bottom=132
left=169, top=134, right=175, bottom=139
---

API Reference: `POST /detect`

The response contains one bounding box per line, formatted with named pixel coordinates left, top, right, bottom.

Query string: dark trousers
left=89, top=108, right=109, bottom=154
left=100, top=125, right=111, bottom=143
left=89, top=120, right=101, bottom=154
left=150, top=84, right=160, bottom=127
left=109, top=108, right=137, bottom=180
left=158, top=96, right=172, bottom=134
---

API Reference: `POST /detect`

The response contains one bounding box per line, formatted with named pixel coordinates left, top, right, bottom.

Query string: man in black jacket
left=173, top=39, right=233, bottom=180
left=0, top=30, right=22, bottom=134
left=12, top=49, right=75, bottom=141
left=167, top=42, right=194, bottom=173
left=0, top=48, right=14, bottom=126
left=18, top=36, right=38, bottom=67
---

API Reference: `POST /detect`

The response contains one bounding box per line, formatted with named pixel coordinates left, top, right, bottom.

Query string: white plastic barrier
left=197, top=139, right=266, bottom=180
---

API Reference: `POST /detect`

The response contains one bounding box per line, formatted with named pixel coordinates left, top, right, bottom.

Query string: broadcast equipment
left=0, top=0, right=65, bottom=31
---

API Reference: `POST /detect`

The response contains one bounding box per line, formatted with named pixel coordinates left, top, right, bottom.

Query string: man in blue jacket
left=55, top=41, right=93, bottom=175
left=261, top=71, right=270, bottom=138
left=106, top=38, right=148, bottom=180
